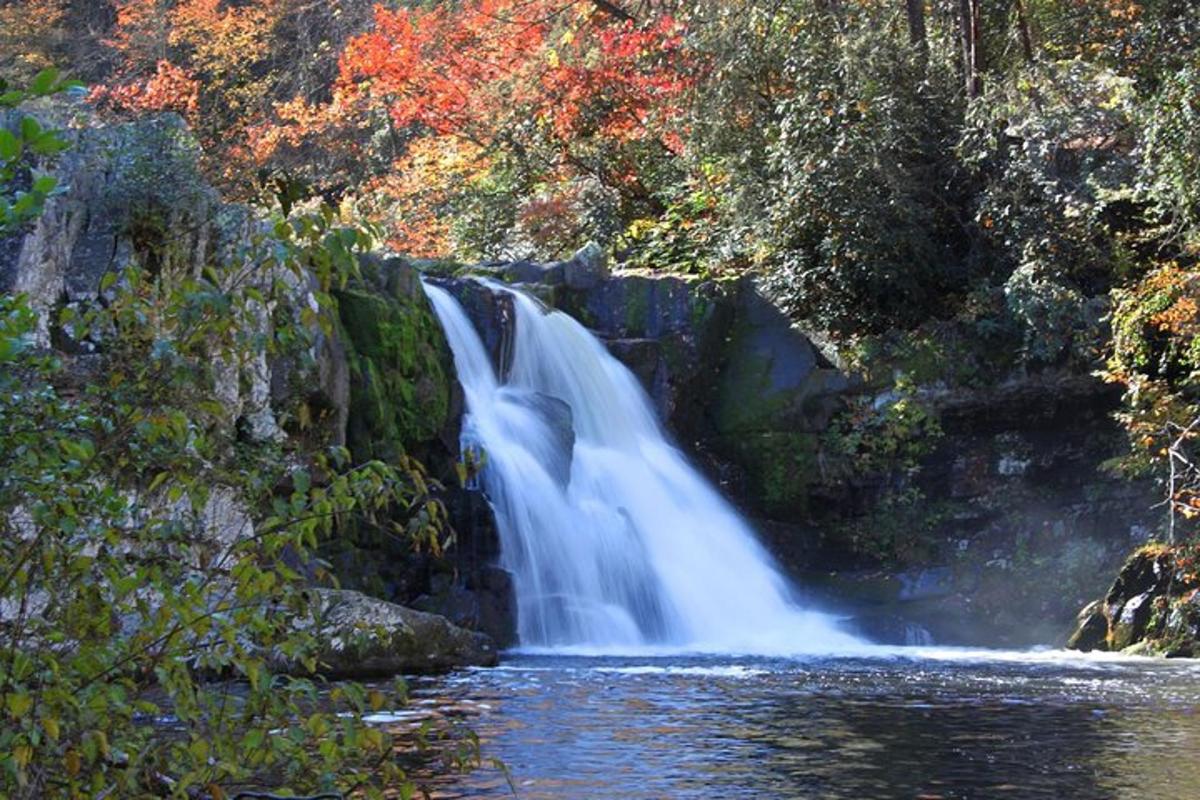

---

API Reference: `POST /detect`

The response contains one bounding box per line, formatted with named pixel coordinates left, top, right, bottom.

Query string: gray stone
left=278, top=589, right=498, bottom=678
left=3, top=103, right=217, bottom=345
left=1066, top=600, right=1109, bottom=652
left=504, top=260, right=564, bottom=285
left=562, top=241, right=609, bottom=289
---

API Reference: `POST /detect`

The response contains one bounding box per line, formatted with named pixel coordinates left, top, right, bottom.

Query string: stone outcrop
left=1, top=104, right=219, bottom=346
left=1067, top=546, right=1200, bottom=656
left=336, top=253, right=459, bottom=469
left=2, top=101, right=501, bottom=673
left=274, top=589, right=499, bottom=678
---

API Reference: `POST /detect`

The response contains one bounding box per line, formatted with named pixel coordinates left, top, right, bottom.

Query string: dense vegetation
left=1, top=74, right=474, bottom=797
left=4, top=0, right=1200, bottom=791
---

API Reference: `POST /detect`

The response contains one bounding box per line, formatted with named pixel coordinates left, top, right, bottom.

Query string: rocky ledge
left=272, top=589, right=499, bottom=678
left=1067, top=546, right=1200, bottom=657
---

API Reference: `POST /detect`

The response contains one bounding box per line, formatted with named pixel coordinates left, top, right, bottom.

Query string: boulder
left=412, top=566, right=517, bottom=648
left=713, top=282, right=847, bottom=437
left=1066, top=600, right=1109, bottom=652
left=562, top=241, right=609, bottom=290
left=504, top=260, right=565, bottom=286
left=281, top=589, right=498, bottom=678
left=497, top=388, right=575, bottom=488
left=1067, top=547, right=1198, bottom=655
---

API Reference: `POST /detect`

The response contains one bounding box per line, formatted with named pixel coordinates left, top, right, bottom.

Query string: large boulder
left=1067, top=546, right=1200, bottom=655
left=562, top=241, right=609, bottom=290
left=2, top=103, right=219, bottom=346
left=281, top=589, right=499, bottom=678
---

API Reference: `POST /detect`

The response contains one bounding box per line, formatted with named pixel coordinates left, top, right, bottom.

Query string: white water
left=424, top=280, right=864, bottom=655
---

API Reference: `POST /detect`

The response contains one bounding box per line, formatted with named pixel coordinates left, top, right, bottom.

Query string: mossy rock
left=714, top=431, right=821, bottom=517
left=336, top=257, right=454, bottom=463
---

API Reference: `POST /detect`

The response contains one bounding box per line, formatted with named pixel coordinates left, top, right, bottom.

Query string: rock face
left=1, top=105, right=219, bottom=346
left=430, top=276, right=516, bottom=378
left=336, top=253, right=459, bottom=469
left=278, top=589, right=498, bottom=678
left=3, top=102, right=501, bottom=673
left=1067, top=547, right=1200, bottom=656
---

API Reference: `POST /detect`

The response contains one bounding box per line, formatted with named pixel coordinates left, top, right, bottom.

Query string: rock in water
left=275, top=589, right=498, bottom=678
left=1066, top=600, right=1109, bottom=652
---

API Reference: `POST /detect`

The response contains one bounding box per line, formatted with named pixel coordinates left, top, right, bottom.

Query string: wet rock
left=432, top=277, right=516, bottom=379
left=1066, top=600, right=1108, bottom=652
left=500, top=389, right=575, bottom=488
left=1110, top=591, right=1154, bottom=651
left=278, top=589, right=498, bottom=678
left=1067, top=548, right=1198, bottom=655
left=412, top=567, right=517, bottom=649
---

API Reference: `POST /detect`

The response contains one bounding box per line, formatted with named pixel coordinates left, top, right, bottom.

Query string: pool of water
left=407, top=649, right=1200, bottom=799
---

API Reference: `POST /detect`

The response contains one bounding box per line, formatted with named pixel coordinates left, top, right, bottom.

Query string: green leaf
left=19, top=116, right=41, bottom=141
left=0, top=129, right=19, bottom=161
left=29, top=68, right=59, bottom=96
left=30, top=175, right=57, bottom=195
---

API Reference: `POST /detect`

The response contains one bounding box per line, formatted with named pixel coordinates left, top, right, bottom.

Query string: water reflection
left=409, top=654, right=1200, bottom=800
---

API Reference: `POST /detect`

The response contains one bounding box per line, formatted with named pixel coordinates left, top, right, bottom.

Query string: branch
left=588, top=0, right=634, bottom=22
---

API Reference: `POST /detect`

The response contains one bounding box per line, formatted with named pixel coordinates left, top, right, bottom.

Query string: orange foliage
left=90, top=59, right=201, bottom=120
left=325, top=2, right=693, bottom=145
left=0, top=0, right=66, bottom=80
left=250, top=0, right=696, bottom=253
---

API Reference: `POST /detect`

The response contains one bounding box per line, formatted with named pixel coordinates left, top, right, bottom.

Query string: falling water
left=424, top=280, right=863, bottom=654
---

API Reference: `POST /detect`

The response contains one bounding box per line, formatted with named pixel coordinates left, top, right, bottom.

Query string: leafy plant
left=0, top=68, right=78, bottom=234
left=1, top=165, right=464, bottom=796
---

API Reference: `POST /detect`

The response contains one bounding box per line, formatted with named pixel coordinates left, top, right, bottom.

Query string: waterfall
left=424, top=280, right=863, bottom=655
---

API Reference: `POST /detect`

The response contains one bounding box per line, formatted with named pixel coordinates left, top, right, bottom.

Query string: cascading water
left=424, top=279, right=863, bottom=654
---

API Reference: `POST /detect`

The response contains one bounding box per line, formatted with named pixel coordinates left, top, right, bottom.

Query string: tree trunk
left=958, top=0, right=983, bottom=98
left=1013, top=0, right=1035, bottom=64
left=905, top=0, right=928, bottom=62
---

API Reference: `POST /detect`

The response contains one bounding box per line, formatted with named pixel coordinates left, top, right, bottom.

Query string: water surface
left=410, top=651, right=1200, bottom=799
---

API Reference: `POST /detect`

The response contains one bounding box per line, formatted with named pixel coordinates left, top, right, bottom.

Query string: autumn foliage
left=252, top=0, right=695, bottom=255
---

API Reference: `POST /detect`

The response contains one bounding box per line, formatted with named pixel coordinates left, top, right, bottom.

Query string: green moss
left=713, top=347, right=789, bottom=435
left=623, top=283, right=650, bottom=333
left=336, top=285, right=451, bottom=462
left=720, top=431, right=820, bottom=516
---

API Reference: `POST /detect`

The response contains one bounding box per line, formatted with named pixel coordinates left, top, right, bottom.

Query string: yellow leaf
left=7, top=693, right=32, bottom=719
left=42, top=716, right=59, bottom=741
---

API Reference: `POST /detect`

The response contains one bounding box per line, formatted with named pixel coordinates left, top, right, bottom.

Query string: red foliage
left=90, top=59, right=201, bottom=120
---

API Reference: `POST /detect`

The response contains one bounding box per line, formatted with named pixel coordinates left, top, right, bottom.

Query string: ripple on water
left=405, top=650, right=1200, bottom=800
